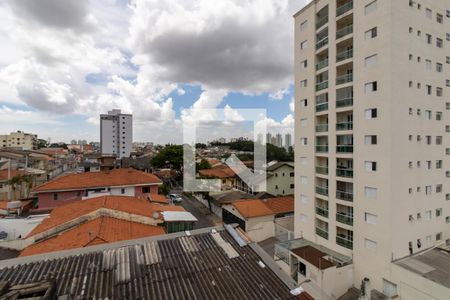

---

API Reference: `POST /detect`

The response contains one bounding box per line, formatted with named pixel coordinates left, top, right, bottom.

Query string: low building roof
left=33, top=168, right=162, bottom=192
left=20, top=216, right=165, bottom=257
left=0, top=226, right=302, bottom=299
left=292, top=245, right=336, bottom=270
left=147, top=193, right=169, bottom=204
left=263, top=196, right=294, bottom=215
left=394, top=246, right=450, bottom=288
left=161, top=211, right=198, bottom=222
left=266, top=161, right=294, bottom=172
left=198, top=165, right=235, bottom=178
left=232, top=199, right=275, bottom=218
left=26, top=196, right=185, bottom=238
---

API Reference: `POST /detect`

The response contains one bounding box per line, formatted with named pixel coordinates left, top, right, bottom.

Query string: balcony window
left=336, top=0, right=353, bottom=17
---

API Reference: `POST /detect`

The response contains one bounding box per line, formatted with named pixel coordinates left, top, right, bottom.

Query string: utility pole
left=7, top=159, right=11, bottom=201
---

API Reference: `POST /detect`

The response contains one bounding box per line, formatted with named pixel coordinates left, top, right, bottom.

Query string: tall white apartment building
left=289, top=0, right=450, bottom=298
left=276, top=133, right=283, bottom=148
left=0, top=131, right=37, bottom=150
left=100, top=110, right=132, bottom=158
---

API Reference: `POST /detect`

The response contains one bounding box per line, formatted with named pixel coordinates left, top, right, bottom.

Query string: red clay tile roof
left=0, top=170, right=25, bottom=181
left=232, top=199, right=274, bottom=218
left=20, top=216, right=165, bottom=257
left=0, top=200, right=32, bottom=210
left=198, top=165, right=235, bottom=178
left=26, top=195, right=185, bottom=237
left=230, top=196, right=294, bottom=218
left=33, top=168, right=162, bottom=192
left=148, top=193, right=169, bottom=204
left=263, top=196, right=294, bottom=214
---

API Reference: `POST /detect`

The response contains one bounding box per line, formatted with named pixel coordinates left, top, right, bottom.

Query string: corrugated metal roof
left=161, top=211, right=198, bottom=222
left=0, top=227, right=298, bottom=299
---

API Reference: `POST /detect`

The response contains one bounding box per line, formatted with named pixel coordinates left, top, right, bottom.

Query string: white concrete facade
left=294, top=0, right=449, bottom=298
left=100, top=109, right=133, bottom=158
left=0, top=131, right=37, bottom=150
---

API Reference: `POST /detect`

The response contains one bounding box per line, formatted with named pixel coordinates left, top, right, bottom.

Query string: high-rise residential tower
left=285, top=133, right=292, bottom=149
left=100, top=109, right=132, bottom=158
left=291, top=0, right=449, bottom=298
left=276, top=133, right=283, bottom=148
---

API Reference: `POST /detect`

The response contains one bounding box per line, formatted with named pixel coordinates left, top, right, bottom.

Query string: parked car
left=168, top=194, right=183, bottom=203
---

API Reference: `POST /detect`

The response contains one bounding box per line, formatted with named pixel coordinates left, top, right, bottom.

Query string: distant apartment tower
left=293, top=0, right=449, bottom=298
left=0, top=131, right=37, bottom=150
left=285, top=133, right=292, bottom=149
left=275, top=133, right=283, bottom=147
left=100, top=110, right=132, bottom=158
left=266, top=133, right=272, bottom=144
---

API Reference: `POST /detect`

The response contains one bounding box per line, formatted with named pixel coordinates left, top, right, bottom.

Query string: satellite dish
left=152, top=212, right=160, bottom=219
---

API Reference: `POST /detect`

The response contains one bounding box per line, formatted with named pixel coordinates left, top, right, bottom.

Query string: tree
left=196, top=159, right=211, bottom=170
left=266, top=143, right=291, bottom=161
left=151, top=144, right=184, bottom=169
left=36, top=139, right=48, bottom=149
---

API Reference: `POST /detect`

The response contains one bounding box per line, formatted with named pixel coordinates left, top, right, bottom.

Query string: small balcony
left=315, top=123, right=329, bottom=133
left=316, top=145, right=329, bottom=153
left=336, top=167, right=353, bottom=178
left=316, top=227, right=329, bottom=239
left=316, top=58, right=329, bottom=71
left=316, top=15, right=329, bottom=29
left=336, top=1, right=353, bottom=17
left=336, top=121, right=353, bottom=131
left=336, top=48, right=353, bottom=63
left=316, top=165, right=329, bottom=175
left=336, top=97, right=353, bottom=108
left=316, top=36, right=329, bottom=50
left=336, top=190, right=353, bottom=202
left=316, top=186, right=329, bottom=196
left=336, top=235, right=353, bottom=249
left=316, top=80, right=329, bottom=91
left=336, top=24, right=353, bottom=40
left=336, top=73, right=353, bottom=85
left=336, top=213, right=353, bottom=226
left=316, top=206, right=329, bottom=218
left=315, top=102, right=329, bottom=112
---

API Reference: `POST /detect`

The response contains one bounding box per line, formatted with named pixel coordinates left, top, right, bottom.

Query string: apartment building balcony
left=336, top=121, right=353, bottom=131
left=316, top=206, right=329, bottom=218
left=316, top=36, right=329, bottom=50
left=316, top=15, right=328, bottom=30
left=316, top=80, right=329, bottom=91
left=336, top=167, right=353, bottom=178
left=316, top=186, right=329, bottom=196
left=336, top=1, right=353, bottom=17
left=336, top=235, right=353, bottom=249
left=316, top=145, right=329, bottom=153
left=336, top=48, right=353, bottom=63
left=315, top=102, right=328, bottom=112
left=316, top=58, right=329, bottom=71
left=316, top=165, right=329, bottom=175
left=336, top=73, right=353, bottom=85
left=336, top=190, right=353, bottom=201
left=316, top=227, right=329, bottom=240
left=316, top=124, right=329, bottom=133
left=336, top=145, right=353, bottom=153
left=336, top=24, right=353, bottom=40
left=336, top=97, right=353, bottom=108
left=336, top=213, right=353, bottom=226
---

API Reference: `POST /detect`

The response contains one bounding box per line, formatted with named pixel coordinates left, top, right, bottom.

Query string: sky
left=0, top=0, right=308, bottom=144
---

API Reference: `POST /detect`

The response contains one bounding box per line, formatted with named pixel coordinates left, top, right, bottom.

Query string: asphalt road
left=179, top=194, right=215, bottom=229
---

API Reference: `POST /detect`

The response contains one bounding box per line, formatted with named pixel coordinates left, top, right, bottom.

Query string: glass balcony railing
left=316, top=186, right=329, bottom=196
left=336, top=73, right=353, bottom=85
left=336, top=145, right=353, bottom=153
left=336, top=97, right=353, bottom=108
left=336, top=24, right=353, bottom=39
left=316, top=37, right=329, bottom=50
left=316, top=145, right=329, bottom=153
left=336, top=213, right=353, bottom=226
left=336, top=121, right=353, bottom=131
left=336, top=49, right=353, bottom=62
left=316, top=207, right=329, bottom=218
left=316, top=124, right=329, bottom=132
left=336, top=236, right=353, bottom=249
left=316, top=227, right=329, bottom=239
left=336, top=1, right=353, bottom=17
left=316, top=165, right=329, bottom=175
left=336, top=168, right=353, bottom=178
left=316, top=81, right=329, bottom=91
left=336, top=190, right=353, bottom=202
left=315, top=102, right=328, bottom=112
left=316, top=58, right=329, bottom=71
left=316, top=15, right=329, bottom=29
